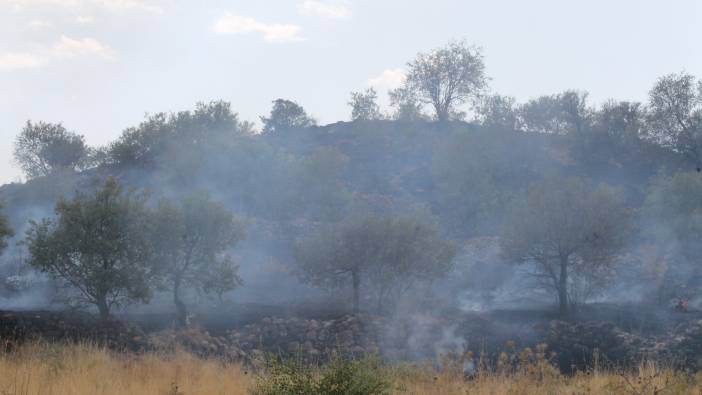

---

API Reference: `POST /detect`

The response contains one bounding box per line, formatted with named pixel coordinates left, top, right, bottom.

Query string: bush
left=252, top=355, right=390, bottom=395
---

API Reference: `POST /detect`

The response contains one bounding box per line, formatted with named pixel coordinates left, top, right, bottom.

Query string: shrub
left=252, top=355, right=390, bottom=395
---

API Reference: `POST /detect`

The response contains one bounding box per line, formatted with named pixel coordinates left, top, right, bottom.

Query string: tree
left=519, top=90, right=590, bottom=134
left=14, top=121, right=89, bottom=179
left=500, top=177, right=628, bottom=317
left=569, top=100, right=646, bottom=169
left=642, top=171, right=702, bottom=302
left=295, top=216, right=455, bottom=313
left=646, top=72, right=702, bottom=167
left=151, top=193, right=245, bottom=326
left=108, top=100, right=253, bottom=167
left=25, top=178, right=152, bottom=321
left=389, top=86, right=427, bottom=121
left=403, top=41, right=487, bottom=122
left=0, top=204, right=14, bottom=255
left=475, top=94, right=520, bottom=130
left=260, top=98, right=317, bottom=134
left=349, top=88, right=383, bottom=121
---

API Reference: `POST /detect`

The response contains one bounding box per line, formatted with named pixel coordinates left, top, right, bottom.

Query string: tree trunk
left=558, top=255, right=569, bottom=318
left=96, top=296, right=110, bottom=323
left=352, top=270, right=360, bottom=314
left=174, top=278, right=187, bottom=327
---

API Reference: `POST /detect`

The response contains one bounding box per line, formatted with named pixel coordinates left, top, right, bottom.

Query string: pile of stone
left=147, top=326, right=247, bottom=362
left=225, top=314, right=381, bottom=362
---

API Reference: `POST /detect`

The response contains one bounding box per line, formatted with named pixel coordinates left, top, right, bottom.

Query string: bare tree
left=403, top=41, right=487, bottom=122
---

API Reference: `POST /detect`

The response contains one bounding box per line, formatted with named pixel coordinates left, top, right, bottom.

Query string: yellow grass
left=0, top=342, right=701, bottom=395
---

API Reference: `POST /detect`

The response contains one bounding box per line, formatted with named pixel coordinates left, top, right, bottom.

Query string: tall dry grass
left=0, top=342, right=701, bottom=394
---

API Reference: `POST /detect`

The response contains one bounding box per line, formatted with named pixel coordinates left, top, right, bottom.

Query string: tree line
left=1, top=41, right=702, bottom=320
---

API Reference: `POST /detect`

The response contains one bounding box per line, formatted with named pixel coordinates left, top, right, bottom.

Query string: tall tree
left=25, top=178, right=152, bottom=321
left=260, top=98, right=317, bottom=133
left=349, top=88, right=383, bottom=121
left=295, top=216, right=455, bottom=313
left=151, top=193, right=245, bottom=326
left=403, top=41, right=487, bottom=122
left=14, top=121, right=89, bottom=179
left=501, top=177, right=628, bottom=317
left=646, top=72, right=702, bottom=167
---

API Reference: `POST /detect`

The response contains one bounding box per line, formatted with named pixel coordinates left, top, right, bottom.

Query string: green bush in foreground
left=251, top=355, right=390, bottom=395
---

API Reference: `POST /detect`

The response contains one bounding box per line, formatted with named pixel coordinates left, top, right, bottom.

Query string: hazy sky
left=1, top=0, right=700, bottom=184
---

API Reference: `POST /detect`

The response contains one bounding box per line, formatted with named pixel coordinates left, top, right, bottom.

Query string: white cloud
left=0, top=35, right=115, bottom=72
left=28, top=19, right=52, bottom=28
left=298, top=0, right=351, bottom=19
left=75, top=15, right=95, bottom=24
left=2, top=0, right=164, bottom=13
left=368, top=68, right=406, bottom=91
left=0, top=52, right=47, bottom=71
left=52, top=35, right=115, bottom=59
left=212, top=13, right=303, bottom=43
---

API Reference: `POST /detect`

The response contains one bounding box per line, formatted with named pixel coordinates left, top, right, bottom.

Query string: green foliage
left=646, top=72, right=702, bottom=165
left=151, top=192, right=245, bottom=325
left=261, top=98, right=316, bottom=134
left=252, top=355, right=390, bottom=395
left=501, top=176, right=629, bottom=315
left=0, top=204, right=14, bottom=254
left=107, top=100, right=252, bottom=167
left=519, top=90, right=590, bottom=134
left=295, top=215, right=455, bottom=313
left=25, top=178, right=152, bottom=321
left=349, top=88, right=383, bottom=121
left=642, top=171, right=702, bottom=295
left=404, top=40, right=487, bottom=121
left=14, top=121, right=90, bottom=179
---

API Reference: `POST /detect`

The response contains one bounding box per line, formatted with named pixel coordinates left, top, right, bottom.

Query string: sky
left=0, top=0, right=700, bottom=184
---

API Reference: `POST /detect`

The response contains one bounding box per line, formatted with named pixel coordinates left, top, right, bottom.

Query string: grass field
left=0, top=342, right=700, bottom=395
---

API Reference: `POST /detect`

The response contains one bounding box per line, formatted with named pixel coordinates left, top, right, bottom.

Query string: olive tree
left=151, top=193, right=245, bottom=326
left=500, top=177, right=628, bottom=317
left=646, top=72, right=702, bottom=167
left=295, top=216, right=455, bottom=313
left=260, top=98, right=317, bottom=134
left=25, top=178, right=152, bottom=321
left=403, top=41, right=487, bottom=122
left=349, top=88, right=383, bottom=121
left=14, top=121, right=90, bottom=179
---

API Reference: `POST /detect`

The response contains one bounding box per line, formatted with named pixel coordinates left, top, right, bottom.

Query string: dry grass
left=0, top=342, right=701, bottom=395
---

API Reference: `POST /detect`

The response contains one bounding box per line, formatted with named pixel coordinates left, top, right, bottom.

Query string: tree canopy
left=501, top=177, right=629, bottom=317
left=13, top=121, right=90, bottom=179
left=25, top=178, right=153, bottom=321
left=151, top=193, right=245, bottom=326
left=295, top=215, right=455, bottom=313
left=261, top=98, right=317, bottom=133
left=403, top=41, right=487, bottom=122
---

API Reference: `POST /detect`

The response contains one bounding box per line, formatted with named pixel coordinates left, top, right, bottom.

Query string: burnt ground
left=2, top=303, right=702, bottom=372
